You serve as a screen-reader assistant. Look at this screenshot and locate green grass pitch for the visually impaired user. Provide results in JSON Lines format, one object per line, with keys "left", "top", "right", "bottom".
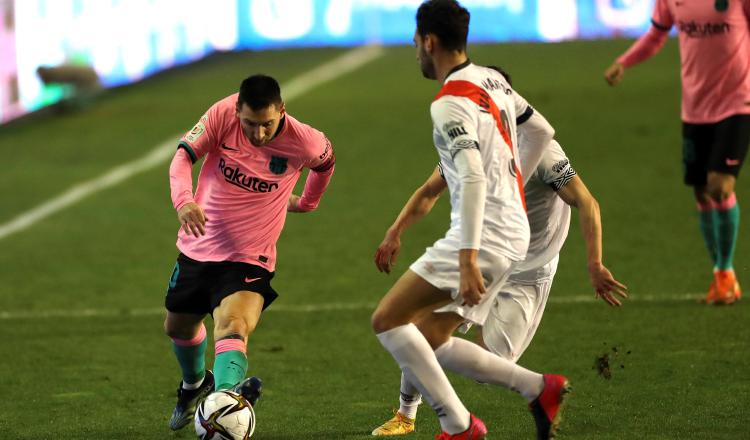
{"left": 0, "top": 39, "right": 748, "bottom": 439}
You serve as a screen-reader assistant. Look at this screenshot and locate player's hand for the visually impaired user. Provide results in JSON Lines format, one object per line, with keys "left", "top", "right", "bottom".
{"left": 459, "top": 250, "right": 485, "bottom": 306}
{"left": 177, "top": 202, "right": 208, "bottom": 237}
{"left": 604, "top": 62, "right": 625, "bottom": 86}
{"left": 589, "top": 262, "right": 628, "bottom": 306}
{"left": 287, "top": 194, "right": 310, "bottom": 213}
{"left": 374, "top": 229, "right": 401, "bottom": 274}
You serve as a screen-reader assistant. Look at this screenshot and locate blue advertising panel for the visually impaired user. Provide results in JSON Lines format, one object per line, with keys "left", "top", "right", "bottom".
{"left": 1, "top": 0, "right": 657, "bottom": 124}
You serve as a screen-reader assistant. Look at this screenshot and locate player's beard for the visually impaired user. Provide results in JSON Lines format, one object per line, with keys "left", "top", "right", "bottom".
{"left": 419, "top": 47, "right": 437, "bottom": 80}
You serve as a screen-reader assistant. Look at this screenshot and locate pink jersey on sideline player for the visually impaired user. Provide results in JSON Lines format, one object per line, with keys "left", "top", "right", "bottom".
{"left": 617, "top": 0, "right": 750, "bottom": 124}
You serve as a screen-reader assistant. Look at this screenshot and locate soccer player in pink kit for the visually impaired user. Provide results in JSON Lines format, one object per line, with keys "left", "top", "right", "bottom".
{"left": 605, "top": 0, "right": 750, "bottom": 304}
{"left": 371, "top": 2, "right": 569, "bottom": 439}
{"left": 163, "top": 75, "right": 335, "bottom": 430}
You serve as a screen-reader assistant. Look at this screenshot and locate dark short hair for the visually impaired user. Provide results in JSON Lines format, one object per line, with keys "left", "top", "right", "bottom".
{"left": 487, "top": 65, "right": 512, "bottom": 86}
{"left": 416, "top": 0, "right": 470, "bottom": 51}
{"left": 238, "top": 74, "right": 282, "bottom": 110}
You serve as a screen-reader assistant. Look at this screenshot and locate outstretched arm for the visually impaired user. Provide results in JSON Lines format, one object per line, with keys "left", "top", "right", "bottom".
{"left": 557, "top": 175, "right": 628, "bottom": 306}
{"left": 374, "top": 167, "right": 447, "bottom": 274}
{"left": 605, "top": 24, "right": 670, "bottom": 86}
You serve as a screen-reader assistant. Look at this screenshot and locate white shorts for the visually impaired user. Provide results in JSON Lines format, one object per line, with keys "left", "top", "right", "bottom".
{"left": 481, "top": 255, "right": 558, "bottom": 362}
{"left": 409, "top": 238, "right": 515, "bottom": 327}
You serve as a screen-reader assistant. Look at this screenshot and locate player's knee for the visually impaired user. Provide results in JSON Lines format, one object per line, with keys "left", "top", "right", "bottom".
{"left": 706, "top": 174, "right": 735, "bottom": 201}
{"left": 371, "top": 308, "right": 398, "bottom": 334}
{"left": 693, "top": 187, "right": 711, "bottom": 204}
{"left": 214, "top": 315, "right": 254, "bottom": 339}
{"left": 164, "top": 321, "right": 197, "bottom": 340}
{"left": 706, "top": 184, "right": 733, "bottom": 202}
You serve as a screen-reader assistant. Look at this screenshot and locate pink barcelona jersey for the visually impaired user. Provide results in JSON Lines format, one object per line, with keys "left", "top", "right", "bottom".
{"left": 175, "top": 93, "right": 333, "bottom": 271}
{"left": 621, "top": 0, "right": 750, "bottom": 123}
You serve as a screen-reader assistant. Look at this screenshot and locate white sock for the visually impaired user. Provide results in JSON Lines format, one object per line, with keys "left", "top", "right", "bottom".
{"left": 182, "top": 376, "right": 204, "bottom": 390}
{"left": 398, "top": 372, "right": 422, "bottom": 419}
{"left": 435, "top": 337, "right": 544, "bottom": 402}
{"left": 377, "top": 324, "right": 470, "bottom": 434}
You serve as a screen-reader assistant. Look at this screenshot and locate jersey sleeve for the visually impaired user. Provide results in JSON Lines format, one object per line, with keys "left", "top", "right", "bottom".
{"left": 178, "top": 102, "right": 223, "bottom": 163}
{"left": 306, "top": 131, "right": 336, "bottom": 172}
{"left": 514, "top": 96, "right": 534, "bottom": 127}
{"left": 295, "top": 129, "right": 335, "bottom": 212}
{"left": 537, "top": 140, "right": 577, "bottom": 191}
{"left": 437, "top": 161, "right": 446, "bottom": 179}
{"left": 430, "top": 96, "right": 480, "bottom": 158}
{"left": 651, "top": 0, "right": 674, "bottom": 30}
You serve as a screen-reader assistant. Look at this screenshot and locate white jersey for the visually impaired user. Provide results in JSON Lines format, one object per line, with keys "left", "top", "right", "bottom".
{"left": 432, "top": 62, "right": 531, "bottom": 261}
{"left": 510, "top": 140, "right": 576, "bottom": 283}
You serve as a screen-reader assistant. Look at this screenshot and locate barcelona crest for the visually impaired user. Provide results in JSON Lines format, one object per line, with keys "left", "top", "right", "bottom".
{"left": 269, "top": 156, "right": 288, "bottom": 175}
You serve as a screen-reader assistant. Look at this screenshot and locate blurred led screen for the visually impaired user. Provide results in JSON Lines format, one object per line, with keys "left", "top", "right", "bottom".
{"left": 0, "top": 0, "right": 656, "bottom": 124}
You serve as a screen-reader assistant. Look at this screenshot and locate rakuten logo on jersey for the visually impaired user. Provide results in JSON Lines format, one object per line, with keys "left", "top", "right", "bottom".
{"left": 678, "top": 20, "right": 730, "bottom": 38}
{"left": 219, "top": 158, "right": 279, "bottom": 193}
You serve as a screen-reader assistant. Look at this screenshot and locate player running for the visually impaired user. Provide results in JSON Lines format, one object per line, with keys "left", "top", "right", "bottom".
{"left": 371, "top": 135, "right": 628, "bottom": 437}
{"left": 163, "top": 74, "right": 335, "bottom": 430}
{"left": 605, "top": 0, "right": 750, "bottom": 304}
{"left": 371, "top": 2, "right": 567, "bottom": 439}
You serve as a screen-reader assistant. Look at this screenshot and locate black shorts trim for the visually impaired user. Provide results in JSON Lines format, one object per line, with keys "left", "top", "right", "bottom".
{"left": 682, "top": 114, "right": 750, "bottom": 186}
{"left": 165, "top": 253, "right": 279, "bottom": 315}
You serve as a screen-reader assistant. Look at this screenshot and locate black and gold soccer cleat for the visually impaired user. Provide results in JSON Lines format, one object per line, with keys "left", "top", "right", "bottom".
{"left": 169, "top": 370, "right": 215, "bottom": 431}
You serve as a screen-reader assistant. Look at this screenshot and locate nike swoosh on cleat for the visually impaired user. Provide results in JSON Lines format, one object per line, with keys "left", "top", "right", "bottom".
{"left": 244, "top": 277, "right": 262, "bottom": 283}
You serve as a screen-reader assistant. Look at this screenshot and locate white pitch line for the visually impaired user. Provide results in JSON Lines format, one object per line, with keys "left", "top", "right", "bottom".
{"left": 0, "top": 45, "right": 385, "bottom": 241}
{"left": 0, "top": 294, "right": 705, "bottom": 320}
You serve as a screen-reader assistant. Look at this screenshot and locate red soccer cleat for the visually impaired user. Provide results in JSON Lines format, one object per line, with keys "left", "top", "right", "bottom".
{"left": 712, "top": 270, "right": 741, "bottom": 305}
{"left": 434, "top": 414, "right": 487, "bottom": 440}
{"left": 529, "top": 374, "right": 571, "bottom": 440}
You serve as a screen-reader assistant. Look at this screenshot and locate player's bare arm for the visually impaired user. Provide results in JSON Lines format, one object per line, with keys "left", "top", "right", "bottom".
{"left": 557, "top": 175, "right": 628, "bottom": 306}
{"left": 375, "top": 167, "right": 447, "bottom": 273}
{"left": 177, "top": 202, "right": 209, "bottom": 237}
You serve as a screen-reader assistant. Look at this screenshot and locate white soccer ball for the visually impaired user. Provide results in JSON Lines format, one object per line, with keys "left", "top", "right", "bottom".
{"left": 194, "top": 390, "right": 256, "bottom": 440}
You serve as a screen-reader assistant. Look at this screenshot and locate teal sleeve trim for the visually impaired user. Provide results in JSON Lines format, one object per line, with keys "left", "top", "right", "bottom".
{"left": 178, "top": 141, "right": 198, "bottom": 164}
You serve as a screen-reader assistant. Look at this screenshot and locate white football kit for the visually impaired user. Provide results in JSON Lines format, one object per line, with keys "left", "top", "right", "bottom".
{"left": 482, "top": 140, "right": 577, "bottom": 361}
{"left": 410, "top": 62, "right": 554, "bottom": 326}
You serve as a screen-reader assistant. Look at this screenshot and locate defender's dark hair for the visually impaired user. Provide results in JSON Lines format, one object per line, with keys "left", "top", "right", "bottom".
{"left": 416, "top": 0, "right": 470, "bottom": 51}
{"left": 487, "top": 65, "right": 512, "bottom": 86}
{"left": 238, "top": 74, "right": 282, "bottom": 110}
